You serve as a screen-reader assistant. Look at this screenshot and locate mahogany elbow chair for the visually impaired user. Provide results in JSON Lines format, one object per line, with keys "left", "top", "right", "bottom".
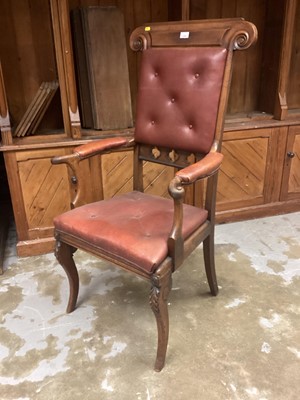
{"left": 52, "top": 19, "right": 257, "bottom": 371}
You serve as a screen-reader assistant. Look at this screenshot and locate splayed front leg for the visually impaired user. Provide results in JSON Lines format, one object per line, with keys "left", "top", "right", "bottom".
{"left": 55, "top": 239, "right": 79, "bottom": 313}
{"left": 149, "top": 264, "right": 172, "bottom": 371}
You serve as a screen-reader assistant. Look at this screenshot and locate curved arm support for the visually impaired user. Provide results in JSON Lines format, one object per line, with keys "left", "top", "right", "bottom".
{"left": 167, "top": 176, "right": 185, "bottom": 270}
{"left": 167, "top": 152, "right": 223, "bottom": 269}
{"left": 51, "top": 137, "right": 134, "bottom": 208}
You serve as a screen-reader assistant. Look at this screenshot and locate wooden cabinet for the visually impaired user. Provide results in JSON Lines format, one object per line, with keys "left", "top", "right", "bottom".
{"left": 15, "top": 149, "right": 72, "bottom": 255}
{"left": 0, "top": 0, "right": 300, "bottom": 256}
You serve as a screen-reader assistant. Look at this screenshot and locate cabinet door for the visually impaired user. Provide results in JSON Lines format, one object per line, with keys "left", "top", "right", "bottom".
{"left": 16, "top": 147, "right": 104, "bottom": 241}
{"left": 280, "top": 125, "right": 300, "bottom": 200}
{"left": 216, "top": 127, "right": 287, "bottom": 220}
{"left": 16, "top": 149, "right": 72, "bottom": 241}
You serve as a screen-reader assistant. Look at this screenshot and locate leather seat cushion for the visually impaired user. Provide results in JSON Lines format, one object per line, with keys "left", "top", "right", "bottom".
{"left": 54, "top": 191, "right": 208, "bottom": 274}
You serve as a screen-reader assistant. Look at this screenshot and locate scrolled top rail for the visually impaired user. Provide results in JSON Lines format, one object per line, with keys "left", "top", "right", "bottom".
{"left": 130, "top": 32, "right": 150, "bottom": 51}
{"left": 223, "top": 20, "right": 258, "bottom": 50}
{"left": 129, "top": 18, "right": 257, "bottom": 52}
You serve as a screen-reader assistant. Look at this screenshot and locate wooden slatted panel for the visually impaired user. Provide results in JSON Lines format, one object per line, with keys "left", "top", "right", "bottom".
{"left": 190, "top": 0, "right": 268, "bottom": 116}
{"left": 217, "top": 137, "right": 268, "bottom": 209}
{"left": 287, "top": 1, "right": 300, "bottom": 109}
{"left": 143, "top": 162, "right": 173, "bottom": 198}
{"left": 101, "top": 151, "right": 173, "bottom": 199}
{"left": 189, "top": 0, "right": 206, "bottom": 19}
{"left": 151, "top": 0, "right": 169, "bottom": 22}
{"left": 258, "top": 0, "right": 285, "bottom": 115}
{"left": 228, "top": 0, "right": 266, "bottom": 115}
{"left": 101, "top": 151, "right": 133, "bottom": 198}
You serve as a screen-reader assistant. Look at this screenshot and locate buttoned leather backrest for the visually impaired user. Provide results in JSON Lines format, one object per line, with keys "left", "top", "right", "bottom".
{"left": 135, "top": 47, "right": 227, "bottom": 154}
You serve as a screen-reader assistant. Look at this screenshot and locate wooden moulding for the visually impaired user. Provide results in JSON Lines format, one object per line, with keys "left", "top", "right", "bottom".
{"left": 216, "top": 199, "right": 300, "bottom": 224}
{"left": 17, "top": 237, "right": 56, "bottom": 257}
{"left": 274, "top": 0, "right": 297, "bottom": 120}
{"left": 181, "top": 0, "right": 190, "bottom": 20}
{"left": 50, "top": 0, "right": 81, "bottom": 139}
{"left": 0, "top": 61, "right": 12, "bottom": 145}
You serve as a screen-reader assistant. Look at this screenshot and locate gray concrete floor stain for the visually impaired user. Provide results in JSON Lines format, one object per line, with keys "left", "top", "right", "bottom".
{"left": 0, "top": 212, "right": 300, "bottom": 399}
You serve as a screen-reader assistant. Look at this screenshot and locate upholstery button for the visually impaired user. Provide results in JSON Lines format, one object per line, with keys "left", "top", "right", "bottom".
{"left": 171, "top": 98, "right": 175, "bottom": 103}
{"left": 151, "top": 120, "right": 155, "bottom": 125}
{"left": 195, "top": 73, "right": 199, "bottom": 78}
{"left": 189, "top": 124, "right": 193, "bottom": 129}
{"left": 154, "top": 72, "right": 159, "bottom": 77}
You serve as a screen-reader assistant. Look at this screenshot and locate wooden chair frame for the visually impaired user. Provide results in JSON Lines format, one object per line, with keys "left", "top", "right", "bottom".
{"left": 52, "top": 19, "right": 257, "bottom": 371}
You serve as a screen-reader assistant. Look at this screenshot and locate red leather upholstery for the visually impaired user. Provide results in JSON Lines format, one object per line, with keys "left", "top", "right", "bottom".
{"left": 176, "top": 152, "right": 224, "bottom": 183}
{"left": 135, "top": 47, "right": 227, "bottom": 154}
{"left": 74, "top": 137, "right": 129, "bottom": 159}
{"left": 54, "top": 191, "right": 207, "bottom": 274}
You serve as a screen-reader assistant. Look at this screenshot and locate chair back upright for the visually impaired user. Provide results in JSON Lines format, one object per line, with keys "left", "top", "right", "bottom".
{"left": 130, "top": 19, "right": 257, "bottom": 189}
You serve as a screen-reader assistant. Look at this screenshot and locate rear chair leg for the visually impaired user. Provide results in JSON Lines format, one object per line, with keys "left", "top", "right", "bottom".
{"left": 55, "top": 239, "right": 79, "bottom": 313}
{"left": 203, "top": 233, "right": 219, "bottom": 296}
{"left": 149, "top": 264, "right": 172, "bottom": 372}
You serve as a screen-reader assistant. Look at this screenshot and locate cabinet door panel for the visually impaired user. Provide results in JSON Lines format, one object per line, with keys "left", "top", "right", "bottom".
{"left": 281, "top": 126, "right": 300, "bottom": 200}
{"left": 218, "top": 137, "right": 267, "bottom": 204}
{"left": 217, "top": 127, "right": 287, "bottom": 213}
{"left": 288, "top": 135, "right": 300, "bottom": 193}
{"left": 17, "top": 149, "right": 71, "bottom": 239}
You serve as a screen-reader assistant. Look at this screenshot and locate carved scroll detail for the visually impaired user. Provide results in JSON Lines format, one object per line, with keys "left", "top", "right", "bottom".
{"left": 168, "top": 175, "right": 185, "bottom": 200}
{"left": 233, "top": 31, "right": 250, "bottom": 50}
{"left": 130, "top": 32, "right": 150, "bottom": 52}
{"left": 222, "top": 21, "right": 258, "bottom": 51}
{"left": 132, "top": 37, "right": 144, "bottom": 51}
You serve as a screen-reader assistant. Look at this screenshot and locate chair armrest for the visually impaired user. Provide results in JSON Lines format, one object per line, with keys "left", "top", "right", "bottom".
{"left": 52, "top": 137, "right": 134, "bottom": 165}
{"left": 175, "top": 152, "right": 223, "bottom": 184}
{"left": 74, "top": 137, "right": 134, "bottom": 160}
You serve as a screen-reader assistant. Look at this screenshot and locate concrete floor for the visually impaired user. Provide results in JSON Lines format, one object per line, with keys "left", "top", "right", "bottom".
{"left": 0, "top": 212, "right": 300, "bottom": 400}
